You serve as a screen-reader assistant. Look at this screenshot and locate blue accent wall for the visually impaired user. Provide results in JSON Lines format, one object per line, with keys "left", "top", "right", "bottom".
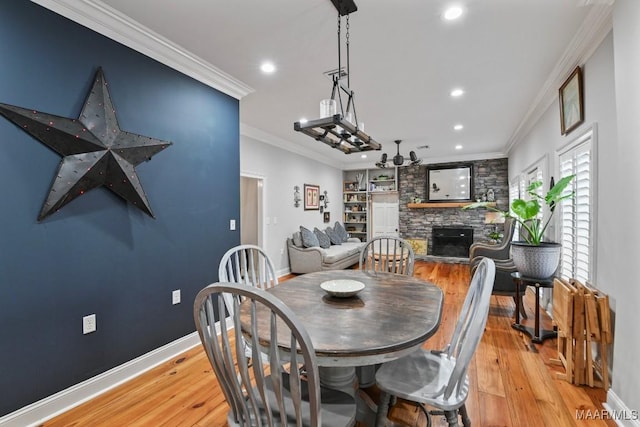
{"left": 0, "top": 3, "right": 240, "bottom": 416}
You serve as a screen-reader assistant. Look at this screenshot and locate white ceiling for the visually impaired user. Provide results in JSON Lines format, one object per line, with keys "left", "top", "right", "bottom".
{"left": 42, "top": 0, "right": 612, "bottom": 169}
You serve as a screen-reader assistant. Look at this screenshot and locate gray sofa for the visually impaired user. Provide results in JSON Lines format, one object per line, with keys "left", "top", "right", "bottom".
{"left": 287, "top": 232, "right": 365, "bottom": 274}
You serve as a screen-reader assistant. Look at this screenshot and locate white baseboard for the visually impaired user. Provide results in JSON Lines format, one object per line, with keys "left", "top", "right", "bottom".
{"left": 603, "top": 389, "right": 640, "bottom": 427}
{"left": 276, "top": 267, "right": 291, "bottom": 278}
{"left": 0, "top": 332, "right": 201, "bottom": 427}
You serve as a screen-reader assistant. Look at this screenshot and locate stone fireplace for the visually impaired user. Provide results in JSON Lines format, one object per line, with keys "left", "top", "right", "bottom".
{"left": 398, "top": 158, "right": 509, "bottom": 259}
{"left": 432, "top": 226, "right": 474, "bottom": 257}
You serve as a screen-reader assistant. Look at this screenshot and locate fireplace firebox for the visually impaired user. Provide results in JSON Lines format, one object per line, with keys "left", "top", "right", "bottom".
{"left": 432, "top": 226, "right": 474, "bottom": 257}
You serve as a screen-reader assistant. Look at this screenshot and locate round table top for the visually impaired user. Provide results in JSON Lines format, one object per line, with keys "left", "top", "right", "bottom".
{"left": 241, "top": 270, "right": 443, "bottom": 366}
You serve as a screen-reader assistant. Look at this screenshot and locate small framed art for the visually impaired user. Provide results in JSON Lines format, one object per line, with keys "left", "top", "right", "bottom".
{"left": 304, "top": 184, "right": 320, "bottom": 210}
{"left": 559, "top": 66, "right": 584, "bottom": 135}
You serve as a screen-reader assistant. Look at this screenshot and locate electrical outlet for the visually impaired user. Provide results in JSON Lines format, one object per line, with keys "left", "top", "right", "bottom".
{"left": 229, "top": 219, "right": 236, "bottom": 230}
{"left": 83, "top": 314, "right": 96, "bottom": 335}
{"left": 172, "top": 289, "right": 181, "bottom": 305}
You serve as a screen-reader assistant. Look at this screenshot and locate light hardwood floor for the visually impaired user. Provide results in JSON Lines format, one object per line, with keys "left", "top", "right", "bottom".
{"left": 42, "top": 262, "right": 615, "bottom": 427}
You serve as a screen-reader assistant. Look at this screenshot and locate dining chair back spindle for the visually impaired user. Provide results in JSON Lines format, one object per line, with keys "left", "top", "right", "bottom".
{"left": 218, "top": 244, "right": 279, "bottom": 362}
{"left": 359, "top": 236, "right": 415, "bottom": 276}
{"left": 194, "top": 282, "right": 356, "bottom": 427}
{"left": 218, "top": 244, "right": 278, "bottom": 290}
{"left": 374, "top": 258, "right": 495, "bottom": 427}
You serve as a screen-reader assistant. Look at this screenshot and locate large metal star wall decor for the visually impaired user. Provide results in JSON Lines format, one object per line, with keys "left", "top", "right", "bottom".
{"left": 0, "top": 67, "right": 172, "bottom": 221}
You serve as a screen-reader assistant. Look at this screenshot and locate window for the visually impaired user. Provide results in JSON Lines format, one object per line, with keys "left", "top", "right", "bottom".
{"left": 514, "top": 161, "right": 545, "bottom": 241}
{"left": 527, "top": 166, "right": 544, "bottom": 223}
{"left": 558, "top": 130, "right": 594, "bottom": 283}
{"left": 509, "top": 176, "right": 521, "bottom": 241}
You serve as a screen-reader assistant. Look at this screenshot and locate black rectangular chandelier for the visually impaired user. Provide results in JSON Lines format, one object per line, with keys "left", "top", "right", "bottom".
{"left": 293, "top": 0, "right": 381, "bottom": 155}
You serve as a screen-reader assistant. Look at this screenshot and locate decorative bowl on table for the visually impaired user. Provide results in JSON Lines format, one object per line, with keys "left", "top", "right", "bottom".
{"left": 320, "top": 280, "right": 365, "bottom": 298}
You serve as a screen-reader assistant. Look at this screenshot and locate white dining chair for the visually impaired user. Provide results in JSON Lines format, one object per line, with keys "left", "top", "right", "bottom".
{"left": 359, "top": 236, "right": 415, "bottom": 276}
{"left": 218, "top": 244, "right": 279, "bottom": 363}
{"left": 374, "top": 257, "right": 495, "bottom": 427}
{"left": 218, "top": 244, "right": 278, "bottom": 290}
{"left": 194, "top": 282, "right": 356, "bottom": 427}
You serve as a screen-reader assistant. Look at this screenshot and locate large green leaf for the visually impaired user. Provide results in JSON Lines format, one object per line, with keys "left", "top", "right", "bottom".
{"left": 511, "top": 199, "right": 540, "bottom": 221}
{"left": 545, "top": 174, "right": 575, "bottom": 206}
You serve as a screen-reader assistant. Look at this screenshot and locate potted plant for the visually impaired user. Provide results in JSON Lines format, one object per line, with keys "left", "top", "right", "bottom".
{"left": 487, "top": 229, "right": 503, "bottom": 244}
{"left": 463, "top": 175, "right": 575, "bottom": 278}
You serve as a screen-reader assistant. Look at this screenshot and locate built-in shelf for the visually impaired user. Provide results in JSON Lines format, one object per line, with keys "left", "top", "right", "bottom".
{"left": 407, "top": 202, "right": 497, "bottom": 209}
{"left": 343, "top": 166, "right": 399, "bottom": 242}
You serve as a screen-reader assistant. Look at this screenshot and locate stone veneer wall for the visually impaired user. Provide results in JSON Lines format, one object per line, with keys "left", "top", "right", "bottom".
{"left": 398, "top": 158, "right": 509, "bottom": 257}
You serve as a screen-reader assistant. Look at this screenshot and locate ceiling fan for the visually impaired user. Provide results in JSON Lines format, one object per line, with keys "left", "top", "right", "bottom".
{"left": 376, "top": 140, "right": 422, "bottom": 168}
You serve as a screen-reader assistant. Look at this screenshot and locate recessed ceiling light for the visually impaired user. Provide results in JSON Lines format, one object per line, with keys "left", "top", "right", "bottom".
{"left": 455, "top": 144, "right": 463, "bottom": 150}
{"left": 453, "top": 124, "right": 464, "bottom": 131}
{"left": 443, "top": 6, "right": 464, "bottom": 21}
{"left": 450, "top": 88, "right": 465, "bottom": 97}
{"left": 361, "top": 154, "right": 367, "bottom": 159}
{"left": 260, "top": 61, "right": 276, "bottom": 74}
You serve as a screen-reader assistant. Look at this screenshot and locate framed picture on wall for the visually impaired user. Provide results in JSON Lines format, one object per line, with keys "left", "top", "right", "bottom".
{"left": 559, "top": 66, "right": 584, "bottom": 135}
{"left": 323, "top": 211, "right": 330, "bottom": 223}
{"left": 304, "top": 184, "right": 320, "bottom": 210}
{"left": 426, "top": 164, "right": 473, "bottom": 202}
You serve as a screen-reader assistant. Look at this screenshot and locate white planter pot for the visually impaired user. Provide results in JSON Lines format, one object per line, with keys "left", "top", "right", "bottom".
{"left": 511, "top": 242, "right": 561, "bottom": 278}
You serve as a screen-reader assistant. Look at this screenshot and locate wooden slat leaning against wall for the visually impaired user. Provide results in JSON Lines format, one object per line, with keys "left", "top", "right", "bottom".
{"left": 551, "top": 277, "right": 612, "bottom": 391}
{"left": 43, "top": 262, "right": 615, "bottom": 427}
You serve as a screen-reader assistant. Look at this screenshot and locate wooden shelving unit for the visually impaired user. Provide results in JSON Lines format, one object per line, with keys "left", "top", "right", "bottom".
{"left": 342, "top": 167, "right": 399, "bottom": 242}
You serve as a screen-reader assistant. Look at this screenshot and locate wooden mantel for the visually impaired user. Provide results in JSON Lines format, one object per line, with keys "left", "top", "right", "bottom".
{"left": 407, "top": 202, "right": 497, "bottom": 208}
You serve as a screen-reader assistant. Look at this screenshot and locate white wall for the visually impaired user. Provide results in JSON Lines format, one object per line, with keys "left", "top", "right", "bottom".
{"left": 609, "top": 0, "right": 640, "bottom": 416}
{"left": 240, "top": 135, "right": 343, "bottom": 275}
{"left": 510, "top": 22, "right": 640, "bottom": 416}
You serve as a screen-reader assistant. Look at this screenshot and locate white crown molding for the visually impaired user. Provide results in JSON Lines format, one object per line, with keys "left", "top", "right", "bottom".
{"left": 0, "top": 332, "right": 201, "bottom": 427}
{"left": 30, "top": 0, "right": 254, "bottom": 100}
{"left": 342, "top": 151, "right": 508, "bottom": 171}
{"left": 505, "top": 4, "right": 613, "bottom": 153}
{"left": 240, "top": 123, "right": 342, "bottom": 169}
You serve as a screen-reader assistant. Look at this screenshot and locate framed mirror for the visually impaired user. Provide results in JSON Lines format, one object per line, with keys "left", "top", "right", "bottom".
{"left": 426, "top": 164, "right": 473, "bottom": 202}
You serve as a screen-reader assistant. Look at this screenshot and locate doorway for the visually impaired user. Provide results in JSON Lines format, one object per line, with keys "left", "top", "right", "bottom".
{"left": 240, "top": 175, "right": 264, "bottom": 247}
{"left": 371, "top": 199, "right": 399, "bottom": 238}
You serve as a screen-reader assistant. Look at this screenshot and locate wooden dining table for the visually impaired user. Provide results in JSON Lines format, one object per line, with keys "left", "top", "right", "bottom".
{"left": 239, "top": 269, "right": 444, "bottom": 400}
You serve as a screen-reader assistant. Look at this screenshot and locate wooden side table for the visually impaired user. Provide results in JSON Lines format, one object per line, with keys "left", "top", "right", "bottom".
{"left": 511, "top": 272, "right": 557, "bottom": 343}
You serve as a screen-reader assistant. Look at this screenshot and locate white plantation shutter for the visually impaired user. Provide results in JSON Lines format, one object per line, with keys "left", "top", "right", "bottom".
{"left": 528, "top": 167, "right": 544, "bottom": 221}
{"left": 509, "top": 177, "right": 521, "bottom": 241}
{"left": 559, "top": 138, "right": 592, "bottom": 283}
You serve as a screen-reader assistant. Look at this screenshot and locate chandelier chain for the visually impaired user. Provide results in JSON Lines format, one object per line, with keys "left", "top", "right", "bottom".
{"left": 346, "top": 15, "right": 350, "bottom": 88}
{"left": 337, "top": 15, "right": 341, "bottom": 81}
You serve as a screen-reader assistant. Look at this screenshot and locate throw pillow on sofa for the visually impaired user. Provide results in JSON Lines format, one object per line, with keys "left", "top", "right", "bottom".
{"left": 325, "top": 226, "right": 342, "bottom": 245}
{"left": 334, "top": 222, "right": 350, "bottom": 242}
{"left": 314, "top": 228, "right": 331, "bottom": 249}
{"left": 300, "top": 226, "right": 319, "bottom": 248}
